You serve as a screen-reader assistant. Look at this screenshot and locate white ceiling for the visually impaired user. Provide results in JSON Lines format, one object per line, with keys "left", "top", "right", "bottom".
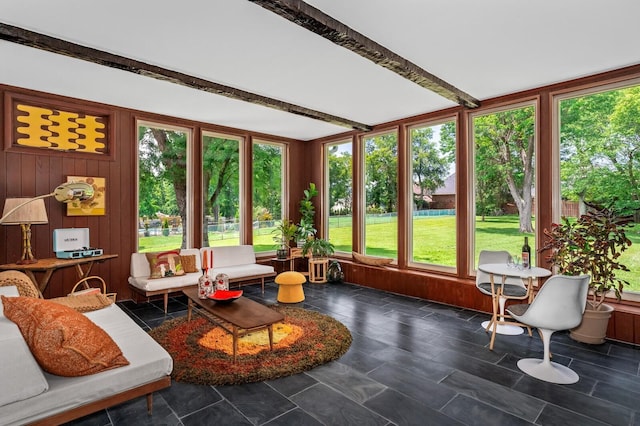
{"left": 1, "top": 0, "right": 639, "bottom": 141}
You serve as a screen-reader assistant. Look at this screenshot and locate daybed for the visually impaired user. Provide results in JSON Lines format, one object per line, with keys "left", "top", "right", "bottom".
{"left": 128, "top": 245, "right": 276, "bottom": 312}
{"left": 0, "top": 285, "right": 173, "bottom": 426}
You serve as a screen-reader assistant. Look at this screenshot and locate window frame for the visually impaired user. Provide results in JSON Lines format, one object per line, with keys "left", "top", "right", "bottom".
{"left": 251, "top": 138, "right": 288, "bottom": 254}
{"left": 359, "top": 128, "right": 399, "bottom": 260}
{"left": 201, "top": 130, "right": 244, "bottom": 247}
{"left": 405, "top": 116, "right": 458, "bottom": 273}
{"left": 324, "top": 138, "right": 354, "bottom": 255}
{"left": 135, "top": 119, "right": 194, "bottom": 251}
{"left": 552, "top": 77, "right": 640, "bottom": 300}
{"left": 467, "top": 99, "right": 539, "bottom": 276}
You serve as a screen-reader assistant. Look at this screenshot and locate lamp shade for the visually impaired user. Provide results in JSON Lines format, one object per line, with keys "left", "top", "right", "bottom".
{"left": 1, "top": 198, "right": 49, "bottom": 225}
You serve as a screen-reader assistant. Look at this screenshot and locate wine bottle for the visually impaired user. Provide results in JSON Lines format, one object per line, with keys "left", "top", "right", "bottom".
{"left": 522, "top": 236, "right": 531, "bottom": 269}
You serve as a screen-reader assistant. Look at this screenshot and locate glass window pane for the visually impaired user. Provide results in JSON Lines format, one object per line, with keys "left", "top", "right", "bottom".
{"left": 327, "top": 141, "right": 353, "bottom": 253}
{"left": 252, "top": 141, "right": 284, "bottom": 253}
{"left": 409, "top": 120, "right": 457, "bottom": 268}
{"left": 558, "top": 86, "right": 640, "bottom": 292}
{"left": 137, "top": 122, "right": 190, "bottom": 252}
{"left": 202, "top": 132, "right": 240, "bottom": 247}
{"left": 472, "top": 105, "right": 536, "bottom": 267}
{"left": 364, "top": 131, "right": 398, "bottom": 258}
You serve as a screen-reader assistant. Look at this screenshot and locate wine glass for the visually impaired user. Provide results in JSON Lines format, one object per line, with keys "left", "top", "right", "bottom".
{"left": 507, "top": 256, "right": 515, "bottom": 269}
{"left": 513, "top": 255, "right": 521, "bottom": 270}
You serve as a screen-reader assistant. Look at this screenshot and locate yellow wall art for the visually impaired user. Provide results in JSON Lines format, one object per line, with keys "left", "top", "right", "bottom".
{"left": 6, "top": 93, "right": 112, "bottom": 157}
{"left": 66, "top": 176, "right": 106, "bottom": 216}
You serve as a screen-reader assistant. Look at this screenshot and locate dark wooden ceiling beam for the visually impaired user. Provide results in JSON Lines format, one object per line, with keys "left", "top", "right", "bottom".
{"left": 0, "top": 23, "right": 372, "bottom": 132}
{"left": 249, "top": 0, "right": 480, "bottom": 109}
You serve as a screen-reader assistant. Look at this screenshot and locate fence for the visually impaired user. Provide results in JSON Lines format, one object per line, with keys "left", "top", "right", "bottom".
{"left": 140, "top": 209, "right": 458, "bottom": 237}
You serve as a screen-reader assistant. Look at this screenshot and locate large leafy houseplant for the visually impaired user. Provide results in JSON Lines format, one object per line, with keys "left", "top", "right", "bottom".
{"left": 296, "top": 183, "right": 318, "bottom": 242}
{"left": 539, "top": 202, "right": 633, "bottom": 310}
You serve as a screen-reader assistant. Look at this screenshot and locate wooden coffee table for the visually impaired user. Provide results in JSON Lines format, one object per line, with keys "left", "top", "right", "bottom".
{"left": 182, "top": 287, "right": 284, "bottom": 362}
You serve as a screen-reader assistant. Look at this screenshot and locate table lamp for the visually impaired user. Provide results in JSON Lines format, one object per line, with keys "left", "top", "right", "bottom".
{"left": 0, "top": 182, "right": 95, "bottom": 264}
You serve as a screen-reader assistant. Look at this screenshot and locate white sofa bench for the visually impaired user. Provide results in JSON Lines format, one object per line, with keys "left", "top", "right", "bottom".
{"left": 129, "top": 248, "right": 202, "bottom": 313}
{"left": 128, "top": 245, "right": 275, "bottom": 312}
{"left": 0, "top": 286, "right": 172, "bottom": 425}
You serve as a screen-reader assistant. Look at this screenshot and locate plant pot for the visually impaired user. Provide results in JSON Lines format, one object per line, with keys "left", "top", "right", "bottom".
{"left": 276, "top": 247, "right": 288, "bottom": 259}
{"left": 162, "top": 228, "right": 170, "bottom": 237}
{"left": 327, "top": 260, "right": 344, "bottom": 283}
{"left": 569, "top": 303, "right": 614, "bottom": 344}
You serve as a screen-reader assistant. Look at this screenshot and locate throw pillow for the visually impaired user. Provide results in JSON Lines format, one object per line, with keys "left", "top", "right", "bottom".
{"left": 180, "top": 254, "right": 198, "bottom": 273}
{"left": 1, "top": 295, "right": 129, "bottom": 376}
{"left": 146, "top": 250, "right": 185, "bottom": 278}
{"left": 352, "top": 251, "right": 394, "bottom": 267}
{"left": 50, "top": 293, "right": 114, "bottom": 312}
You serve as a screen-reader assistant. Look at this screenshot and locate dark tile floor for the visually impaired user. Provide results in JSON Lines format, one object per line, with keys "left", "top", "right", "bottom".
{"left": 68, "top": 281, "right": 640, "bottom": 426}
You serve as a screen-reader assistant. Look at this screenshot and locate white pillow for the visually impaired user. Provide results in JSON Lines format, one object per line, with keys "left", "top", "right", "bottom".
{"left": 0, "top": 286, "right": 19, "bottom": 297}
{"left": 0, "top": 286, "right": 19, "bottom": 318}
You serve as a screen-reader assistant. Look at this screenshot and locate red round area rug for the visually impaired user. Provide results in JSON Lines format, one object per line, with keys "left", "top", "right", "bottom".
{"left": 148, "top": 305, "right": 352, "bottom": 386}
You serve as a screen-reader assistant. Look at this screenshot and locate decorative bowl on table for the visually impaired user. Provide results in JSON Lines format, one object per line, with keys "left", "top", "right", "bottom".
{"left": 208, "top": 289, "right": 243, "bottom": 303}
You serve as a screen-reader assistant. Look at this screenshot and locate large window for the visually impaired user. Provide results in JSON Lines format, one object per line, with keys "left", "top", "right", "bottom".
{"left": 557, "top": 83, "right": 640, "bottom": 292}
{"left": 326, "top": 140, "right": 353, "bottom": 253}
{"left": 363, "top": 131, "right": 398, "bottom": 258}
{"left": 408, "top": 120, "right": 457, "bottom": 268}
{"left": 137, "top": 121, "right": 192, "bottom": 252}
{"left": 471, "top": 104, "right": 537, "bottom": 268}
{"left": 252, "top": 140, "right": 285, "bottom": 253}
{"left": 202, "top": 132, "right": 241, "bottom": 247}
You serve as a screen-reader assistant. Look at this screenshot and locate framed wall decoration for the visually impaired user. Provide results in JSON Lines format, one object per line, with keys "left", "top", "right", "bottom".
{"left": 66, "top": 176, "right": 106, "bottom": 216}
{"left": 4, "top": 91, "right": 116, "bottom": 160}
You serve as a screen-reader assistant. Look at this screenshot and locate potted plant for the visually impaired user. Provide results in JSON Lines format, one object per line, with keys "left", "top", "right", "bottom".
{"left": 538, "top": 201, "right": 633, "bottom": 344}
{"left": 301, "top": 236, "right": 335, "bottom": 259}
{"left": 272, "top": 220, "right": 298, "bottom": 259}
{"left": 296, "top": 183, "right": 318, "bottom": 245}
{"left": 302, "top": 236, "right": 335, "bottom": 283}
{"left": 161, "top": 218, "right": 170, "bottom": 237}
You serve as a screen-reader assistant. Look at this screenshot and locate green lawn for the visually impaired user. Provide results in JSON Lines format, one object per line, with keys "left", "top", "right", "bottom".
{"left": 138, "top": 215, "right": 640, "bottom": 291}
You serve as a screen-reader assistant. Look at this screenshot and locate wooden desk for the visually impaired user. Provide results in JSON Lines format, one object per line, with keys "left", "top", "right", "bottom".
{"left": 0, "top": 254, "right": 118, "bottom": 293}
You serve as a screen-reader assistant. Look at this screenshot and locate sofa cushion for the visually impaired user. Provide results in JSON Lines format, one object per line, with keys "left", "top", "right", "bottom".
{"left": 201, "top": 245, "right": 257, "bottom": 269}
{"left": 212, "top": 264, "right": 275, "bottom": 280}
{"left": 128, "top": 272, "right": 201, "bottom": 292}
{"left": 146, "top": 250, "right": 185, "bottom": 278}
{"left": 1, "top": 296, "right": 129, "bottom": 377}
{"left": 130, "top": 248, "right": 201, "bottom": 279}
{"left": 180, "top": 254, "right": 198, "bottom": 273}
